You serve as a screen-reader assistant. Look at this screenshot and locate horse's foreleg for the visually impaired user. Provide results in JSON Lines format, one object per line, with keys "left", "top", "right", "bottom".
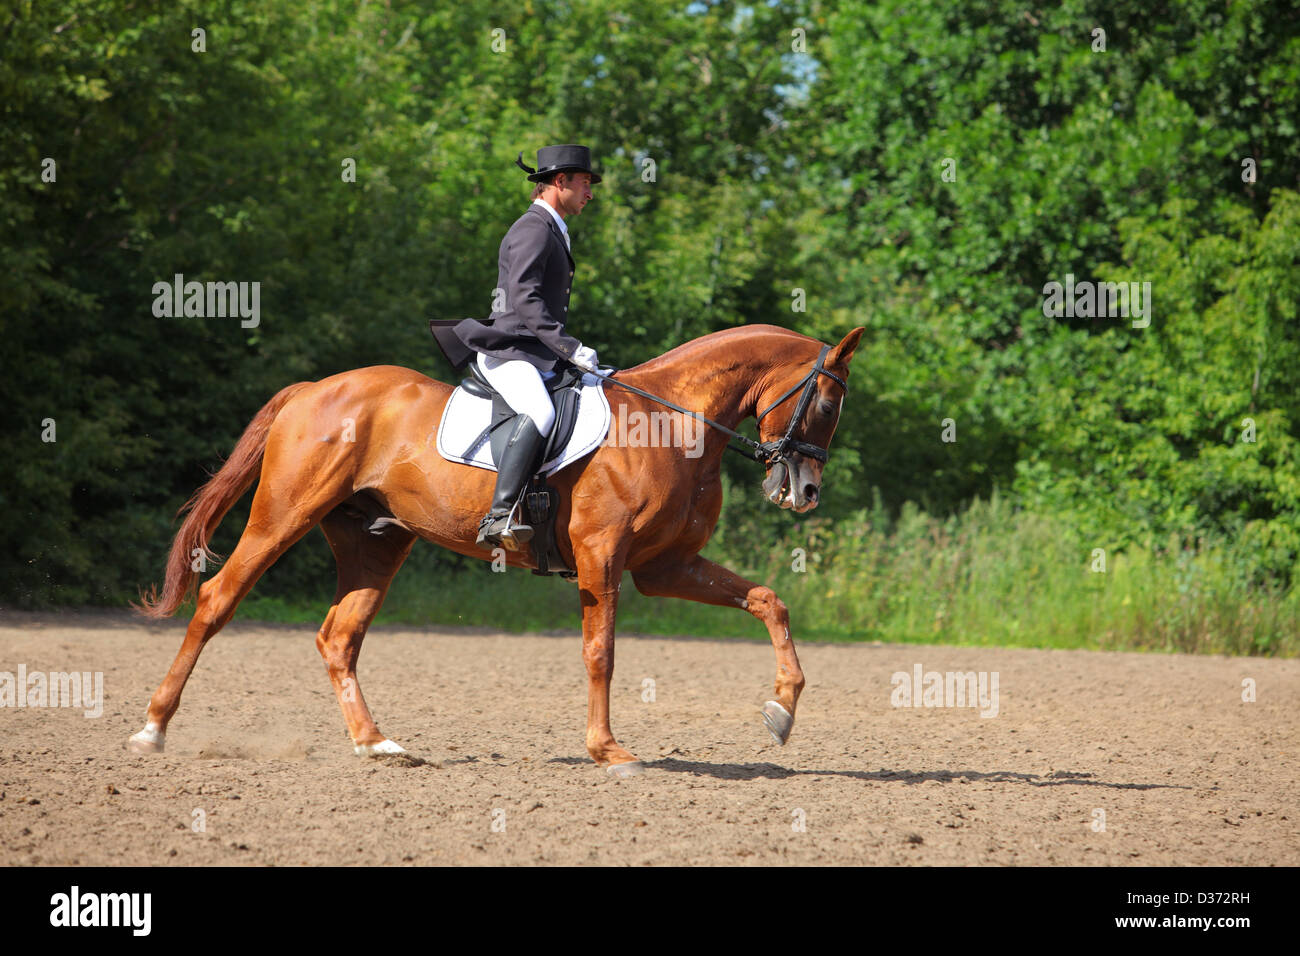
{"left": 574, "top": 541, "right": 642, "bottom": 776}
{"left": 631, "top": 555, "right": 804, "bottom": 745}
{"left": 317, "top": 513, "right": 416, "bottom": 756}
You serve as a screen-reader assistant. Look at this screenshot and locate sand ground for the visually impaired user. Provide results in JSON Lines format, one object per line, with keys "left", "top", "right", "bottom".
{"left": 1, "top": 611, "right": 1295, "bottom": 865}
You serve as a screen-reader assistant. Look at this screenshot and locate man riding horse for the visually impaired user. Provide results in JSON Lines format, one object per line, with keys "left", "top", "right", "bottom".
{"left": 436, "top": 144, "right": 602, "bottom": 552}
{"left": 130, "top": 140, "right": 866, "bottom": 773}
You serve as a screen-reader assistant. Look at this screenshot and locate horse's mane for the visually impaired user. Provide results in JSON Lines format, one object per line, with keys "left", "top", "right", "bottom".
{"left": 623, "top": 325, "right": 818, "bottom": 377}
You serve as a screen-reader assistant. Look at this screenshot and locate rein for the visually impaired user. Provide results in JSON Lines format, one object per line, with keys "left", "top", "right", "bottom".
{"left": 585, "top": 345, "right": 847, "bottom": 466}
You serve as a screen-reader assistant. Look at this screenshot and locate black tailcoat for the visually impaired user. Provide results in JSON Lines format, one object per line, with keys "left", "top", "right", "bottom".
{"left": 448, "top": 203, "right": 581, "bottom": 372}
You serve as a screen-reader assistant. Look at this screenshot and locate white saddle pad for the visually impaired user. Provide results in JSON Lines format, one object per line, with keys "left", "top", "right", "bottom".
{"left": 435, "top": 373, "right": 611, "bottom": 475}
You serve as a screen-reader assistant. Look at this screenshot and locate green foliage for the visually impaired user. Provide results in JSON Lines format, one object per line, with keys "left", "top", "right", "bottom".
{"left": 798, "top": 0, "right": 1300, "bottom": 579}
{"left": 0, "top": 0, "right": 808, "bottom": 602}
{"left": 3, "top": 0, "right": 1298, "bottom": 654}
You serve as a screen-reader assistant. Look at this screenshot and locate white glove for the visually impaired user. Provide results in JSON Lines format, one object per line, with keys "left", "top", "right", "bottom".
{"left": 572, "top": 345, "right": 599, "bottom": 372}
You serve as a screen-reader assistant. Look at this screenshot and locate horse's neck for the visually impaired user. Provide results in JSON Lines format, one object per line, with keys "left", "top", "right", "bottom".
{"left": 624, "top": 334, "right": 806, "bottom": 434}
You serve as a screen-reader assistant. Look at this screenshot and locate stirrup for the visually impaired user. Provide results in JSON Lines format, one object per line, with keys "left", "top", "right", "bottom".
{"left": 476, "top": 509, "right": 534, "bottom": 551}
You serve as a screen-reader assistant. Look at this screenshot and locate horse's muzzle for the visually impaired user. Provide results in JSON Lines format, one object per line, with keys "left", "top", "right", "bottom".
{"left": 762, "top": 459, "right": 820, "bottom": 513}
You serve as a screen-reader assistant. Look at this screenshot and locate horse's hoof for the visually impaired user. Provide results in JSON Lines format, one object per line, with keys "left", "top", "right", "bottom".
{"left": 606, "top": 761, "right": 645, "bottom": 778}
{"left": 355, "top": 739, "right": 406, "bottom": 757}
{"left": 761, "top": 701, "right": 794, "bottom": 745}
{"left": 127, "top": 724, "right": 165, "bottom": 754}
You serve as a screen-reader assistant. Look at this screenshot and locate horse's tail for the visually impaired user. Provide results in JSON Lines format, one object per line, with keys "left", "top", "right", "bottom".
{"left": 133, "top": 381, "right": 314, "bottom": 619}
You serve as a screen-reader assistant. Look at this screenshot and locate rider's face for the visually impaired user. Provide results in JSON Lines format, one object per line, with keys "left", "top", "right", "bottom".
{"left": 554, "top": 172, "right": 593, "bottom": 217}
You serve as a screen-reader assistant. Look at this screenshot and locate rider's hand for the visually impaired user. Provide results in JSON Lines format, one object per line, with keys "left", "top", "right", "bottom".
{"left": 572, "top": 345, "right": 599, "bottom": 372}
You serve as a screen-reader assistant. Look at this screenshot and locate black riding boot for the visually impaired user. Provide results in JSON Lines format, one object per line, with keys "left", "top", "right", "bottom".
{"left": 476, "top": 414, "right": 548, "bottom": 551}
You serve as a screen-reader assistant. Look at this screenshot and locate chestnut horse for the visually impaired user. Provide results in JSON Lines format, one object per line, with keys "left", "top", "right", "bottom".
{"left": 132, "top": 324, "right": 864, "bottom": 776}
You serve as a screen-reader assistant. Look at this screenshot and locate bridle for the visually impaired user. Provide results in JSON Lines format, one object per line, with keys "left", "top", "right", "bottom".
{"left": 589, "top": 344, "right": 847, "bottom": 468}
{"left": 748, "top": 344, "right": 847, "bottom": 466}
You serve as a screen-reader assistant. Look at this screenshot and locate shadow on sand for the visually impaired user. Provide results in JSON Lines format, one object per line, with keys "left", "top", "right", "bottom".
{"left": 549, "top": 756, "right": 1190, "bottom": 790}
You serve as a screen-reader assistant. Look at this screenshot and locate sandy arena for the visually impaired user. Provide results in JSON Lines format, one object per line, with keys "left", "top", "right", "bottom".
{"left": 1, "top": 611, "right": 1295, "bottom": 865}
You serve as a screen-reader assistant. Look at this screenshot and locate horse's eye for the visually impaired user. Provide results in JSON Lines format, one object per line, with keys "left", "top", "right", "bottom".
{"left": 819, "top": 401, "right": 836, "bottom": 415}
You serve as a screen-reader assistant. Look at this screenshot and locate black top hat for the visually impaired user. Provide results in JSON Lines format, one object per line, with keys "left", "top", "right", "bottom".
{"left": 515, "top": 144, "right": 602, "bottom": 184}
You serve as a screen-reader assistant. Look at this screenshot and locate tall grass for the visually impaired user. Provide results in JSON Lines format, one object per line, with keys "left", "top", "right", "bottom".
{"left": 705, "top": 488, "right": 1297, "bottom": 655}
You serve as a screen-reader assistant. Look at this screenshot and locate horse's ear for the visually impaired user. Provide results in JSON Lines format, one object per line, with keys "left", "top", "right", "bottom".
{"left": 828, "top": 326, "right": 865, "bottom": 368}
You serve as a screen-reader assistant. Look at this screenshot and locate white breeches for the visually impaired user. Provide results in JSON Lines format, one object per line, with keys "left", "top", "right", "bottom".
{"left": 476, "top": 352, "right": 557, "bottom": 437}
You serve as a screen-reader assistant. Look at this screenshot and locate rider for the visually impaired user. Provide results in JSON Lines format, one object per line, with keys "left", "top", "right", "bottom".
{"left": 448, "top": 144, "right": 602, "bottom": 551}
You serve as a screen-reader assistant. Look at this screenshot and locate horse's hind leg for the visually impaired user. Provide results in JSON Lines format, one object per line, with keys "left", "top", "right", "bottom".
{"left": 316, "top": 503, "right": 417, "bottom": 756}
{"left": 128, "top": 488, "right": 338, "bottom": 754}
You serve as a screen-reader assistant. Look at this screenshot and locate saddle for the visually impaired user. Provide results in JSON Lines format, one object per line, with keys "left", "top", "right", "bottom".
{"left": 459, "top": 360, "right": 583, "bottom": 466}
{"left": 456, "top": 357, "right": 582, "bottom": 580}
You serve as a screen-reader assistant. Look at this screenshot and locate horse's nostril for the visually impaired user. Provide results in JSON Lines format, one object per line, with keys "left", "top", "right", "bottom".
{"left": 804, "top": 484, "right": 819, "bottom": 502}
